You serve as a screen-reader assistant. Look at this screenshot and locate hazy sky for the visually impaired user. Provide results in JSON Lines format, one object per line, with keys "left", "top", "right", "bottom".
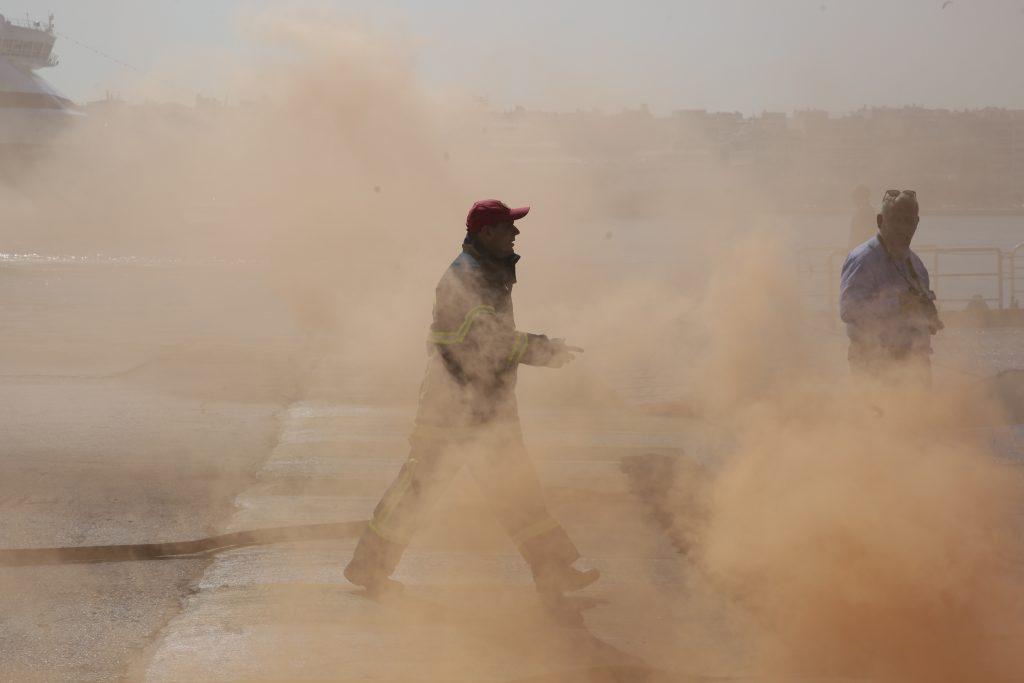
{"left": 21, "top": 0, "right": 1024, "bottom": 113}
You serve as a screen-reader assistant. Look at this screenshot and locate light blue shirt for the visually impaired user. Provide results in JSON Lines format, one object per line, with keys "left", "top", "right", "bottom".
{"left": 840, "top": 235, "right": 933, "bottom": 356}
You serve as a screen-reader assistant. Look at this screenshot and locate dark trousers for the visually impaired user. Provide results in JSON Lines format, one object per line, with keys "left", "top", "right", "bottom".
{"left": 347, "top": 424, "right": 580, "bottom": 579}
{"left": 849, "top": 342, "right": 932, "bottom": 387}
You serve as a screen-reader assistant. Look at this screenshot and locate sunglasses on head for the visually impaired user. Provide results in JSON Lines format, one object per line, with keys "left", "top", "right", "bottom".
{"left": 884, "top": 189, "right": 917, "bottom": 199}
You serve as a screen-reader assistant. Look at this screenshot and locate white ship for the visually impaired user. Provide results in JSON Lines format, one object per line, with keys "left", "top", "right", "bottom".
{"left": 0, "top": 13, "right": 79, "bottom": 148}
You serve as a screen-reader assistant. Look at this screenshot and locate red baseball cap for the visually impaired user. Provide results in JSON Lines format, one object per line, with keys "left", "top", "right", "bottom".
{"left": 466, "top": 199, "right": 530, "bottom": 233}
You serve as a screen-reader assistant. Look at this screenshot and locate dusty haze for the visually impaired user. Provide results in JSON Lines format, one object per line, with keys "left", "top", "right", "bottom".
{"left": 4, "top": 5, "right": 1024, "bottom": 681}
{"left": 41, "top": 0, "right": 1024, "bottom": 114}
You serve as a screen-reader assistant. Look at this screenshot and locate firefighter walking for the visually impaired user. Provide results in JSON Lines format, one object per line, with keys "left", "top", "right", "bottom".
{"left": 344, "top": 199, "right": 599, "bottom": 598}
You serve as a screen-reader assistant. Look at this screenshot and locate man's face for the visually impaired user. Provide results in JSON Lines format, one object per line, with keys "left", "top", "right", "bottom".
{"left": 877, "top": 203, "right": 920, "bottom": 251}
{"left": 478, "top": 221, "right": 520, "bottom": 257}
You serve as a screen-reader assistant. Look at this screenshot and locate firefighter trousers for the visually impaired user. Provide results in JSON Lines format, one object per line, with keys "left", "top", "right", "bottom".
{"left": 346, "top": 423, "right": 580, "bottom": 580}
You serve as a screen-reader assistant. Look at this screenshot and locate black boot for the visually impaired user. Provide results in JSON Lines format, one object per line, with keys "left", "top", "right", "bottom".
{"left": 532, "top": 562, "right": 601, "bottom": 597}
{"left": 344, "top": 527, "right": 406, "bottom": 598}
{"left": 518, "top": 525, "right": 598, "bottom": 597}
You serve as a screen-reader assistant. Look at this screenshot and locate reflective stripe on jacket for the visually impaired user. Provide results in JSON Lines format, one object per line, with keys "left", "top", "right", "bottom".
{"left": 414, "top": 238, "right": 554, "bottom": 428}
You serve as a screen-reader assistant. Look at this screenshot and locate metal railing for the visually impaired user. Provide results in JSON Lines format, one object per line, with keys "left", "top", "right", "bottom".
{"left": 796, "top": 246, "right": 846, "bottom": 314}
{"left": 1011, "top": 242, "right": 1024, "bottom": 308}
{"left": 917, "top": 246, "right": 1003, "bottom": 309}
{"left": 800, "top": 244, "right": 1016, "bottom": 322}
{"left": 2, "top": 17, "right": 54, "bottom": 33}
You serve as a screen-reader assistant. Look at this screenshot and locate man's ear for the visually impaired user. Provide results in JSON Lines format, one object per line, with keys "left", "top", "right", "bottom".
{"left": 876, "top": 214, "right": 884, "bottom": 231}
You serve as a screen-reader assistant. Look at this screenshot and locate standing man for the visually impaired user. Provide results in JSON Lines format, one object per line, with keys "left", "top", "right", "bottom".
{"left": 345, "top": 199, "right": 599, "bottom": 598}
{"left": 839, "top": 190, "right": 943, "bottom": 381}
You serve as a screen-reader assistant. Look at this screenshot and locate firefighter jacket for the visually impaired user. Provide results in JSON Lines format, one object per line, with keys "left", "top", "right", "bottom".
{"left": 415, "top": 237, "right": 559, "bottom": 429}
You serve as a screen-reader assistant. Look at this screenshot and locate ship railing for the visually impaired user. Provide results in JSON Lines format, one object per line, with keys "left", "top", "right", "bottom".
{"left": 1010, "top": 242, "right": 1024, "bottom": 308}
{"left": 795, "top": 246, "right": 847, "bottom": 320}
{"left": 919, "top": 246, "right": 1004, "bottom": 310}
{"left": 4, "top": 17, "right": 53, "bottom": 32}
{"left": 798, "top": 244, "right": 1015, "bottom": 324}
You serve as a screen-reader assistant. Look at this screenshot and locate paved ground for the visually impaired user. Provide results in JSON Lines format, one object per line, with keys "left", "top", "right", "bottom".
{"left": 136, "top": 356, "right": 758, "bottom": 682}
{"left": 130, "top": 350, "right": 1024, "bottom": 682}
{"left": 4, "top": 261, "right": 1022, "bottom": 682}
{"left": 0, "top": 263, "right": 302, "bottom": 681}
{"left": 0, "top": 362, "right": 291, "bottom": 681}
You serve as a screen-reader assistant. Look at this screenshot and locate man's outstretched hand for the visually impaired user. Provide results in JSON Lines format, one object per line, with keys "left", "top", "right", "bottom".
{"left": 547, "top": 338, "right": 584, "bottom": 368}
